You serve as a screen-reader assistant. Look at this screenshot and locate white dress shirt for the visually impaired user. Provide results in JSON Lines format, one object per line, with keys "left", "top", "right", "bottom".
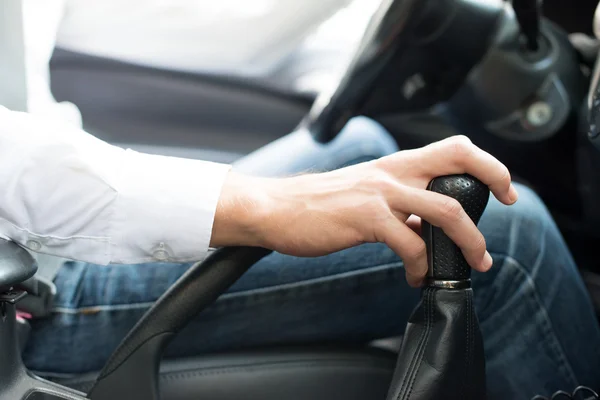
{"left": 22, "top": 0, "right": 81, "bottom": 125}
{"left": 7, "top": 0, "right": 231, "bottom": 265}
{"left": 0, "top": 106, "right": 231, "bottom": 265}
{"left": 54, "top": 0, "right": 353, "bottom": 76}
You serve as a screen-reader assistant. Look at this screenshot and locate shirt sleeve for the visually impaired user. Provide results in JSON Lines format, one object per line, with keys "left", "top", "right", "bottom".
{"left": 0, "top": 106, "right": 231, "bottom": 265}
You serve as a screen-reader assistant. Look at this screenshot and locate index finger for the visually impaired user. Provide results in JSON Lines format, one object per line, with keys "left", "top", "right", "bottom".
{"left": 420, "top": 136, "right": 518, "bottom": 205}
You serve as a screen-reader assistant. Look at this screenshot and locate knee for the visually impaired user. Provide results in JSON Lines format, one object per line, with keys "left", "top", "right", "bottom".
{"left": 473, "top": 184, "right": 588, "bottom": 335}
{"left": 332, "top": 117, "right": 399, "bottom": 161}
{"left": 488, "top": 182, "right": 551, "bottom": 220}
{"left": 479, "top": 182, "right": 558, "bottom": 260}
{"left": 474, "top": 184, "right": 557, "bottom": 307}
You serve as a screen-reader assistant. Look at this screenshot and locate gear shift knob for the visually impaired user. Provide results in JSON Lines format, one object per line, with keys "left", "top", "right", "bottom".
{"left": 423, "top": 174, "right": 490, "bottom": 284}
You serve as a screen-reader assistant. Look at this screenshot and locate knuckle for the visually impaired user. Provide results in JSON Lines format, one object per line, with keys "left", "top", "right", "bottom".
{"left": 404, "top": 261, "right": 426, "bottom": 286}
{"left": 365, "top": 169, "right": 399, "bottom": 198}
{"left": 448, "top": 135, "right": 475, "bottom": 160}
{"left": 365, "top": 199, "right": 392, "bottom": 224}
{"left": 470, "top": 234, "right": 486, "bottom": 253}
{"left": 439, "top": 198, "right": 464, "bottom": 222}
{"left": 498, "top": 165, "right": 511, "bottom": 185}
{"left": 372, "top": 155, "right": 392, "bottom": 172}
{"left": 452, "top": 134, "right": 472, "bottom": 145}
{"left": 374, "top": 172, "right": 397, "bottom": 191}
{"left": 405, "top": 242, "right": 427, "bottom": 264}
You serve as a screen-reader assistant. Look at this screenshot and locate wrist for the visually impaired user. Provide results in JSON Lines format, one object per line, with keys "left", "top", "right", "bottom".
{"left": 210, "top": 171, "right": 274, "bottom": 248}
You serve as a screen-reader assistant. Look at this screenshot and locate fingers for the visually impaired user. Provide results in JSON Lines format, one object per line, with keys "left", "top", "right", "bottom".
{"left": 419, "top": 136, "right": 518, "bottom": 205}
{"left": 405, "top": 214, "right": 422, "bottom": 235}
{"left": 390, "top": 186, "right": 493, "bottom": 272}
{"left": 379, "top": 216, "right": 428, "bottom": 287}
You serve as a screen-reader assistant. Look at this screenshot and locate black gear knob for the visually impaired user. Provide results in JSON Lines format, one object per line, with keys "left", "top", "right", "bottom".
{"left": 422, "top": 174, "right": 490, "bottom": 284}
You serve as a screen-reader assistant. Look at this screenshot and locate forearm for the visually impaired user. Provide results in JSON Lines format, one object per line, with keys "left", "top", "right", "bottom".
{"left": 210, "top": 167, "right": 379, "bottom": 255}
{"left": 0, "top": 106, "right": 230, "bottom": 265}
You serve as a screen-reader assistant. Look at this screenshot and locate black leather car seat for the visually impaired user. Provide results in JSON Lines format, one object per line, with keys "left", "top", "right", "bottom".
{"left": 54, "top": 347, "right": 396, "bottom": 400}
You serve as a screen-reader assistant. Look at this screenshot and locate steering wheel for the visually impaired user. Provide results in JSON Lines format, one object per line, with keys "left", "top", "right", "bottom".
{"left": 0, "top": 0, "right": 510, "bottom": 399}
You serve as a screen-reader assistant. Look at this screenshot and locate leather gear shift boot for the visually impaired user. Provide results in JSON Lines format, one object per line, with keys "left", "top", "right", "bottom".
{"left": 385, "top": 287, "right": 486, "bottom": 400}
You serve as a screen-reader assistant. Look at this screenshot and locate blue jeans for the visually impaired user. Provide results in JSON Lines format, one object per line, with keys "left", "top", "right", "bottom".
{"left": 23, "top": 118, "right": 600, "bottom": 400}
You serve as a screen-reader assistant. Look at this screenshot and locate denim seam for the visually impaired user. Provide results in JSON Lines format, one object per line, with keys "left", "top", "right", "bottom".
{"left": 51, "top": 261, "right": 406, "bottom": 314}
{"left": 492, "top": 253, "right": 579, "bottom": 389}
{"left": 525, "top": 212, "right": 548, "bottom": 283}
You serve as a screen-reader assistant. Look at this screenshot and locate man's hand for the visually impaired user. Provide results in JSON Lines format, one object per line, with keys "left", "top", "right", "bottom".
{"left": 211, "top": 136, "right": 518, "bottom": 287}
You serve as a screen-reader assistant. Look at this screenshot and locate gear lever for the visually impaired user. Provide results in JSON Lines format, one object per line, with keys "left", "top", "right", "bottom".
{"left": 385, "top": 174, "right": 490, "bottom": 400}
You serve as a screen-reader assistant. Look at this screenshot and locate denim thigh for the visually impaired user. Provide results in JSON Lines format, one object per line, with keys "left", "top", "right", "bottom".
{"left": 23, "top": 184, "right": 600, "bottom": 400}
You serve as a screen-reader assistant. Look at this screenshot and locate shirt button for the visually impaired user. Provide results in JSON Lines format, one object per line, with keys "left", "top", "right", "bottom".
{"left": 26, "top": 240, "right": 41, "bottom": 251}
{"left": 153, "top": 250, "right": 168, "bottom": 261}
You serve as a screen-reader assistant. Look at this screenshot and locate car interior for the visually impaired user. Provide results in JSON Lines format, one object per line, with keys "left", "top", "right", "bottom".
{"left": 1, "top": 0, "right": 600, "bottom": 399}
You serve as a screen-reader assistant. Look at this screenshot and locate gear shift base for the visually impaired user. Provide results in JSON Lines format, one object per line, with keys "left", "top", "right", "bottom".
{"left": 387, "top": 288, "right": 486, "bottom": 400}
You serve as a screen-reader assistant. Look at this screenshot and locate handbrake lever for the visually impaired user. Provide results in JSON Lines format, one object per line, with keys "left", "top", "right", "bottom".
{"left": 385, "top": 174, "right": 490, "bottom": 400}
